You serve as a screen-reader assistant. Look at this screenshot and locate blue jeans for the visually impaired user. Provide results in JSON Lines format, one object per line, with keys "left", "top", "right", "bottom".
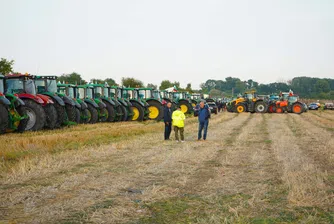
{"left": 198, "top": 119, "right": 209, "bottom": 140}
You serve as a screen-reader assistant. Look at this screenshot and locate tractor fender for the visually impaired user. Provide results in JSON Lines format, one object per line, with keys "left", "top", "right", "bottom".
{"left": 84, "top": 99, "right": 99, "bottom": 108}
{"left": 146, "top": 99, "right": 162, "bottom": 106}
{"left": 80, "top": 101, "right": 87, "bottom": 110}
{"left": 111, "top": 98, "right": 120, "bottom": 106}
{"left": 98, "top": 101, "right": 106, "bottom": 109}
{"left": 117, "top": 99, "right": 128, "bottom": 107}
{"left": 102, "top": 98, "right": 116, "bottom": 106}
{"left": 18, "top": 93, "right": 44, "bottom": 104}
{"left": 36, "top": 94, "right": 54, "bottom": 105}
{"left": 74, "top": 100, "right": 81, "bottom": 109}
{"left": 0, "top": 96, "right": 11, "bottom": 106}
{"left": 62, "top": 95, "right": 76, "bottom": 106}
{"left": 49, "top": 94, "right": 65, "bottom": 106}
{"left": 4, "top": 94, "right": 25, "bottom": 107}
{"left": 130, "top": 99, "right": 145, "bottom": 107}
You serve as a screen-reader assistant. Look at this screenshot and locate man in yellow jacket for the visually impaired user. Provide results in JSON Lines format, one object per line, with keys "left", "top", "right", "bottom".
{"left": 172, "top": 106, "right": 186, "bottom": 142}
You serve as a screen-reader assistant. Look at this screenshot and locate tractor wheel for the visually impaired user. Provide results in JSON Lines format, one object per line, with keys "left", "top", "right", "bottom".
{"left": 75, "top": 107, "right": 81, "bottom": 123}
{"left": 179, "top": 100, "right": 191, "bottom": 114}
{"left": 87, "top": 104, "right": 98, "bottom": 124}
{"left": 268, "top": 103, "right": 276, "bottom": 113}
{"left": 105, "top": 102, "right": 115, "bottom": 122}
{"left": 276, "top": 107, "right": 283, "bottom": 113}
{"left": 172, "top": 102, "right": 177, "bottom": 111}
{"left": 80, "top": 108, "right": 89, "bottom": 124}
{"left": 99, "top": 107, "right": 108, "bottom": 122}
{"left": 235, "top": 104, "right": 246, "bottom": 113}
{"left": 147, "top": 100, "right": 163, "bottom": 120}
{"left": 16, "top": 106, "right": 29, "bottom": 133}
{"left": 22, "top": 99, "right": 46, "bottom": 131}
{"left": 127, "top": 106, "right": 133, "bottom": 121}
{"left": 119, "top": 105, "right": 128, "bottom": 121}
{"left": 44, "top": 104, "right": 57, "bottom": 129}
{"left": 65, "top": 104, "right": 76, "bottom": 122}
{"left": 254, "top": 101, "right": 267, "bottom": 113}
{"left": 292, "top": 102, "right": 303, "bottom": 114}
{"left": 0, "top": 104, "right": 9, "bottom": 134}
{"left": 114, "top": 105, "right": 123, "bottom": 122}
{"left": 53, "top": 101, "right": 65, "bottom": 128}
{"left": 131, "top": 101, "right": 145, "bottom": 121}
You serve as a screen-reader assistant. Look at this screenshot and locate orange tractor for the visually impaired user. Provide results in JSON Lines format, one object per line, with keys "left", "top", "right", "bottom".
{"left": 268, "top": 91, "right": 304, "bottom": 114}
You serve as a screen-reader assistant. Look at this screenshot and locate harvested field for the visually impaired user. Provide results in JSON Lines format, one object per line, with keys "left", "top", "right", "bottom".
{"left": 0, "top": 111, "right": 333, "bottom": 223}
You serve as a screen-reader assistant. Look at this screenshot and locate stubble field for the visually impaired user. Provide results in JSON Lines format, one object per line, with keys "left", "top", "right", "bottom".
{"left": 0, "top": 110, "right": 333, "bottom": 223}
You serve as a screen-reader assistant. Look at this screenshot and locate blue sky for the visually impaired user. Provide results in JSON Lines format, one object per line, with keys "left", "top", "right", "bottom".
{"left": 1, "top": 0, "right": 333, "bottom": 88}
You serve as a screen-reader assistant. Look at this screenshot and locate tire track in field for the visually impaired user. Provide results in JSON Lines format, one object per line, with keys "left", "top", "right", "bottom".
{"left": 287, "top": 114, "right": 334, "bottom": 188}
{"left": 301, "top": 112, "right": 334, "bottom": 132}
{"left": 268, "top": 114, "right": 332, "bottom": 209}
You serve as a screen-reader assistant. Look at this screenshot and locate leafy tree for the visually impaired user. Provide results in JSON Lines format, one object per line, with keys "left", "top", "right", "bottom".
{"left": 159, "top": 80, "right": 173, "bottom": 90}
{"left": 90, "top": 78, "right": 103, "bottom": 84}
{"left": 104, "top": 78, "right": 117, "bottom": 86}
{"left": 147, "top": 83, "right": 157, "bottom": 89}
{"left": 315, "top": 79, "right": 330, "bottom": 93}
{"left": 57, "top": 72, "right": 87, "bottom": 85}
{"left": 185, "top": 83, "right": 193, "bottom": 93}
{"left": 121, "top": 77, "right": 143, "bottom": 87}
{"left": 209, "top": 89, "right": 222, "bottom": 98}
{"left": 0, "top": 58, "right": 14, "bottom": 75}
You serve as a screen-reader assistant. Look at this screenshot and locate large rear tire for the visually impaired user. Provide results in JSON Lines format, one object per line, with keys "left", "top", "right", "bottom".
{"left": 147, "top": 100, "right": 163, "bottom": 120}
{"left": 115, "top": 105, "right": 123, "bottom": 122}
{"left": 131, "top": 101, "right": 145, "bottom": 121}
{"left": 254, "top": 101, "right": 267, "bottom": 113}
{"left": 104, "top": 101, "right": 115, "bottom": 122}
{"left": 53, "top": 101, "right": 65, "bottom": 128}
{"left": 268, "top": 103, "right": 276, "bottom": 113}
{"left": 0, "top": 104, "right": 8, "bottom": 134}
{"left": 120, "top": 105, "right": 128, "bottom": 121}
{"left": 178, "top": 100, "right": 192, "bottom": 114}
{"left": 75, "top": 107, "right": 81, "bottom": 123}
{"left": 22, "top": 99, "right": 46, "bottom": 131}
{"left": 99, "top": 107, "right": 108, "bottom": 122}
{"left": 44, "top": 104, "right": 57, "bottom": 129}
{"left": 292, "top": 102, "right": 303, "bottom": 114}
{"left": 80, "top": 108, "right": 89, "bottom": 124}
{"left": 87, "top": 104, "right": 98, "bottom": 124}
{"left": 16, "top": 106, "right": 29, "bottom": 133}
{"left": 65, "top": 104, "right": 76, "bottom": 122}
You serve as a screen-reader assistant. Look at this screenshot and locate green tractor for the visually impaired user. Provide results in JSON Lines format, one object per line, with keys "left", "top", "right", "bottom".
{"left": 138, "top": 88, "right": 164, "bottom": 120}
{"left": 57, "top": 83, "right": 90, "bottom": 123}
{"left": 172, "top": 92, "right": 193, "bottom": 114}
{"left": 191, "top": 93, "right": 202, "bottom": 107}
{"left": 109, "top": 86, "right": 133, "bottom": 121}
{"left": 76, "top": 85, "right": 108, "bottom": 123}
{"left": 88, "top": 83, "right": 118, "bottom": 122}
{"left": 34, "top": 76, "right": 79, "bottom": 127}
{"left": 160, "top": 90, "right": 177, "bottom": 110}
{"left": 122, "top": 87, "right": 149, "bottom": 121}
{"left": 0, "top": 74, "right": 29, "bottom": 134}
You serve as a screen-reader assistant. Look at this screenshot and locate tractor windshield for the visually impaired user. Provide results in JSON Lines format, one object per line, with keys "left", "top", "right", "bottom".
{"left": 78, "top": 88, "right": 85, "bottom": 99}
{"left": 139, "top": 90, "right": 147, "bottom": 99}
{"left": 6, "top": 78, "right": 36, "bottom": 95}
{"left": 25, "top": 79, "right": 36, "bottom": 94}
{"left": 47, "top": 79, "right": 57, "bottom": 93}
{"left": 95, "top": 87, "right": 102, "bottom": 98}
{"left": 110, "top": 88, "right": 116, "bottom": 97}
{"left": 133, "top": 90, "right": 138, "bottom": 99}
{"left": 153, "top": 91, "right": 160, "bottom": 100}
{"left": 86, "top": 88, "right": 93, "bottom": 99}
{"left": 0, "top": 79, "right": 4, "bottom": 93}
{"left": 174, "top": 92, "right": 181, "bottom": 99}
{"left": 35, "top": 79, "right": 46, "bottom": 93}
{"left": 68, "top": 87, "right": 75, "bottom": 98}
{"left": 288, "top": 96, "right": 298, "bottom": 103}
{"left": 103, "top": 88, "right": 109, "bottom": 97}
{"left": 117, "top": 89, "right": 122, "bottom": 98}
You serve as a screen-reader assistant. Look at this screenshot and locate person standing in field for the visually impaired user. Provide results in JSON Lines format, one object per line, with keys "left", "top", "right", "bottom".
{"left": 163, "top": 102, "right": 172, "bottom": 140}
{"left": 172, "top": 106, "right": 186, "bottom": 142}
{"left": 198, "top": 101, "right": 210, "bottom": 141}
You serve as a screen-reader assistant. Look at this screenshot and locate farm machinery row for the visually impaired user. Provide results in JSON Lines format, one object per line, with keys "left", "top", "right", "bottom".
{"left": 0, "top": 74, "right": 194, "bottom": 134}
{"left": 226, "top": 91, "right": 306, "bottom": 114}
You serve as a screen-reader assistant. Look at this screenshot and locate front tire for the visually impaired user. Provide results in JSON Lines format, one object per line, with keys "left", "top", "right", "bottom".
{"left": 131, "top": 101, "right": 145, "bottom": 121}
{"left": 44, "top": 104, "right": 57, "bottom": 129}
{"left": 22, "top": 99, "right": 46, "bottom": 131}
{"left": 235, "top": 104, "right": 246, "bottom": 113}
{"left": 0, "top": 104, "right": 8, "bottom": 134}
{"left": 255, "top": 101, "right": 267, "bottom": 113}
{"left": 16, "top": 106, "right": 29, "bottom": 133}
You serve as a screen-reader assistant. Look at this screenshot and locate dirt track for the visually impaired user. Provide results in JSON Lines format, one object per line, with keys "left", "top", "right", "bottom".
{"left": 0, "top": 111, "right": 333, "bottom": 223}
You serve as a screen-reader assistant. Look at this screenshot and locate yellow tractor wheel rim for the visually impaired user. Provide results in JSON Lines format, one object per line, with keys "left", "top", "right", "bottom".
{"left": 148, "top": 106, "right": 159, "bottom": 119}
{"left": 132, "top": 107, "right": 140, "bottom": 120}
{"left": 192, "top": 103, "right": 196, "bottom": 107}
{"left": 180, "top": 104, "right": 188, "bottom": 113}
{"left": 237, "top": 105, "right": 244, "bottom": 113}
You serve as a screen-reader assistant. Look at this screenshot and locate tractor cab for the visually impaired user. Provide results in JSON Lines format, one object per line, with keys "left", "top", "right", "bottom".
{"left": 35, "top": 76, "right": 58, "bottom": 94}
{"left": 0, "top": 75, "right": 4, "bottom": 94}
{"left": 121, "top": 87, "right": 149, "bottom": 121}
{"left": 138, "top": 88, "right": 164, "bottom": 120}
{"left": 5, "top": 74, "right": 37, "bottom": 95}
{"left": 57, "top": 83, "right": 76, "bottom": 99}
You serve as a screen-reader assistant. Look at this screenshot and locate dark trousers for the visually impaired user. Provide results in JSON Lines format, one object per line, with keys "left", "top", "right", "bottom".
{"left": 198, "top": 119, "right": 209, "bottom": 140}
{"left": 164, "top": 122, "right": 172, "bottom": 140}
{"left": 174, "top": 126, "right": 184, "bottom": 141}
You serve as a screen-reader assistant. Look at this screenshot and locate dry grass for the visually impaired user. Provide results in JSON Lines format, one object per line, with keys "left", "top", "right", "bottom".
{"left": 0, "top": 111, "right": 333, "bottom": 224}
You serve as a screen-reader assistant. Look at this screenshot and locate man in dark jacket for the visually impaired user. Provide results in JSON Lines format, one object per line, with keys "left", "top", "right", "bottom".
{"left": 198, "top": 101, "right": 210, "bottom": 140}
{"left": 163, "top": 102, "right": 172, "bottom": 140}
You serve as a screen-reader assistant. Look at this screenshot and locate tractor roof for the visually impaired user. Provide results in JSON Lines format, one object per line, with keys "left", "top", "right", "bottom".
{"left": 35, "top": 75, "right": 58, "bottom": 80}
{"left": 77, "top": 85, "right": 94, "bottom": 89}
{"left": 5, "top": 73, "right": 35, "bottom": 79}
{"left": 57, "top": 83, "right": 76, "bottom": 87}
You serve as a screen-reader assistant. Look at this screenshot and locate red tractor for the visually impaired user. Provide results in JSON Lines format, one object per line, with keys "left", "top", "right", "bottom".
{"left": 268, "top": 92, "right": 304, "bottom": 114}
{"left": 5, "top": 74, "right": 57, "bottom": 131}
